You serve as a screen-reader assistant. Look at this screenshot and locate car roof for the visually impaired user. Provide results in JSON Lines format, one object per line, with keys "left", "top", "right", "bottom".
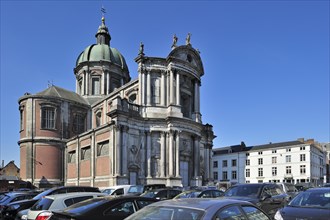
{"left": 44, "top": 192, "right": 106, "bottom": 200}
{"left": 153, "top": 198, "right": 252, "bottom": 210}
{"left": 305, "top": 187, "right": 330, "bottom": 192}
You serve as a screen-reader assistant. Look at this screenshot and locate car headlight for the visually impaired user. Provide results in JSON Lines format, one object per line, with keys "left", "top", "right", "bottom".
{"left": 274, "top": 210, "right": 283, "bottom": 220}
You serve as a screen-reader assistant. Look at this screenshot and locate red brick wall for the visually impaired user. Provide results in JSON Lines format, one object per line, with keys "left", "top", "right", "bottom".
{"left": 80, "top": 160, "right": 90, "bottom": 177}
{"left": 20, "top": 145, "right": 27, "bottom": 179}
{"left": 96, "top": 157, "right": 110, "bottom": 176}
{"left": 67, "top": 163, "right": 77, "bottom": 178}
{"left": 35, "top": 145, "right": 61, "bottom": 179}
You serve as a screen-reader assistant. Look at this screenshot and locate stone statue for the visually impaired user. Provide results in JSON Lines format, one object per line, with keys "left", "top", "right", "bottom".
{"left": 139, "top": 42, "right": 144, "bottom": 55}
{"left": 172, "top": 34, "right": 178, "bottom": 48}
{"left": 186, "top": 33, "right": 191, "bottom": 46}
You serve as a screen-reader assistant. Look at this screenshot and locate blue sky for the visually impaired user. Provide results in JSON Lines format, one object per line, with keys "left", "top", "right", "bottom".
{"left": 1, "top": 0, "right": 329, "bottom": 167}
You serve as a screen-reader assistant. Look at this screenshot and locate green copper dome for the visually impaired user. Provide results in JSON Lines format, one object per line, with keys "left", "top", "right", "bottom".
{"left": 76, "top": 44, "right": 128, "bottom": 71}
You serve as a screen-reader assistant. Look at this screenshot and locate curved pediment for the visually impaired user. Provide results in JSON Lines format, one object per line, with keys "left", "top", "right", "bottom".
{"left": 167, "top": 45, "right": 204, "bottom": 76}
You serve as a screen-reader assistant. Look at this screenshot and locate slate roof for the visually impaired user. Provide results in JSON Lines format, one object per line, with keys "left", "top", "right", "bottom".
{"left": 36, "top": 86, "right": 89, "bottom": 105}
{"left": 213, "top": 140, "right": 305, "bottom": 154}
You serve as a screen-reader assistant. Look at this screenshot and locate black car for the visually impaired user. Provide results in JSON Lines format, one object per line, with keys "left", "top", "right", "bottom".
{"left": 48, "top": 196, "right": 158, "bottom": 220}
{"left": 274, "top": 187, "right": 330, "bottom": 220}
{"left": 140, "top": 188, "right": 182, "bottom": 200}
{"left": 0, "top": 191, "right": 39, "bottom": 212}
{"left": 174, "top": 189, "right": 224, "bottom": 199}
{"left": 224, "top": 183, "right": 288, "bottom": 218}
{"left": 1, "top": 186, "right": 100, "bottom": 220}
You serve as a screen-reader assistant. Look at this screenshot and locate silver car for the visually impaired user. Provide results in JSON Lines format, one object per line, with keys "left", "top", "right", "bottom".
{"left": 26, "top": 192, "right": 105, "bottom": 220}
{"left": 125, "top": 198, "right": 271, "bottom": 220}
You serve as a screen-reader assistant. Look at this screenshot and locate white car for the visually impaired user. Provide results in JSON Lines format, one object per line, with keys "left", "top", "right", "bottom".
{"left": 101, "top": 185, "right": 134, "bottom": 195}
{"left": 26, "top": 192, "right": 106, "bottom": 220}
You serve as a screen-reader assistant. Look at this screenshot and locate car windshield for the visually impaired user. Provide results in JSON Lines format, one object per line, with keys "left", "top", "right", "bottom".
{"left": 0, "top": 195, "right": 10, "bottom": 203}
{"left": 128, "top": 185, "right": 144, "bottom": 194}
{"left": 102, "top": 189, "right": 116, "bottom": 194}
{"left": 285, "top": 184, "right": 297, "bottom": 192}
{"left": 225, "top": 185, "right": 262, "bottom": 198}
{"left": 31, "top": 198, "right": 53, "bottom": 211}
{"left": 175, "top": 191, "right": 201, "bottom": 198}
{"left": 141, "top": 191, "right": 158, "bottom": 198}
{"left": 289, "top": 190, "right": 330, "bottom": 209}
{"left": 33, "top": 188, "right": 55, "bottom": 200}
{"left": 125, "top": 205, "right": 205, "bottom": 220}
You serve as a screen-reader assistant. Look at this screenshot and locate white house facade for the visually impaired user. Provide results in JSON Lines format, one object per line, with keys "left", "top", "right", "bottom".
{"left": 212, "top": 138, "right": 327, "bottom": 187}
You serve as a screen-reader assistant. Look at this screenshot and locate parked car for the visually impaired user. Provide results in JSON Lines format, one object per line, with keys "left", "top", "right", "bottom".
{"left": 140, "top": 188, "right": 182, "bottom": 200}
{"left": 48, "top": 196, "right": 159, "bottom": 220}
{"left": 274, "top": 187, "right": 330, "bottom": 220}
{"left": 27, "top": 192, "right": 106, "bottom": 220}
{"left": 277, "top": 182, "right": 299, "bottom": 200}
{"left": 174, "top": 189, "right": 224, "bottom": 199}
{"left": 127, "top": 184, "right": 166, "bottom": 196}
{"left": 125, "top": 198, "right": 271, "bottom": 220}
{"left": 1, "top": 186, "right": 100, "bottom": 220}
{"left": 101, "top": 185, "right": 133, "bottom": 196}
{"left": 323, "top": 183, "right": 330, "bottom": 187}
{"left": 0, "top": 191, "right": 39, "bottom": 212}
{"left": 224, "top": 183, "right": 288, "bottom": 218}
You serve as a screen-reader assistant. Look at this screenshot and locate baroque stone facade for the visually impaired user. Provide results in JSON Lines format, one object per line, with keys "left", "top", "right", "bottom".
{"left": 18, "top": 16, "right": 215, "bottom": 188}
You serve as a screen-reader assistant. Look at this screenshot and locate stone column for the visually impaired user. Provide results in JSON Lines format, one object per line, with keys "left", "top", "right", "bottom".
{"left": 176, "top": 73, "right": 180, "bottom": 105}
{"left": 141, "top": 72, "right": 145, "bottom": 105}
{"left": 138, "top": 72, "right": 142, "bottom": 104}
{"left": 194, "top": 136, "right": 200, "bottom": 178}
{"left": 115, "top": 125, "right": 121, "bottom": 175}
{"left": 204, "top": 148, "right": 209, "bottom": 180}
{"left": 91, "top": 133, "right": 95, "bottom": 186}
{"left": 106, "top": 72, "right": 110, "bottom": 94}
{"left": 146, "top": 131, "right": 152, "bottom": 177}
{"left": 160, "top": 131, "right": 166, "bottom": 177}
{"left": 166, "top": 70, "right": 170, "bottom": 106}
{"left": 122, "top": 125, "right": 129, "bottom": 176}
{"left": 194, "top": 80, "right": 199, "bottom": 113}
{"left": 85, "top": 71, "right": 89, "bottom": 95}
{"left": 168, "top": 131, "right": 174, "bottom": 177}
{"left": 101, "top": 72, "right": 104, "bottom": 95}
{"left": 147, "top": 71, "right": 151, "bottom": 105}
{"left": 161, "top": 71, "right": 165, "bottom": 106}
{"left": 170, "top": 70, "right": 174, "bottom": 105}
{"left": 175, "top": 131, "right": 180, "bottom": 177}
{"left": 82, "top": 71, "right": 86, "bottom": 95}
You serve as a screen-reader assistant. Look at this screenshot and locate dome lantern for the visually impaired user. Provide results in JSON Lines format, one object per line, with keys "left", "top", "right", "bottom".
{"left": 95, "top": 16, "right": 111, "bottom": 45}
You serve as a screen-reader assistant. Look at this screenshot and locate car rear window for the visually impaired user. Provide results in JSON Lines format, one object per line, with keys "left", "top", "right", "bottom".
{"left": 64, "top": 196, "right": 93, "bottom": 207}
{"left": 31, "top": 198, "right": 53, "bottom": 210}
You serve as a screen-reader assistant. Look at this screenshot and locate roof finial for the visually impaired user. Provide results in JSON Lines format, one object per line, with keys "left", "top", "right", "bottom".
{"left": 186, "top": 33, "right": 192, "bottom": 46}
{"left": 101, "top": 5, "right": 106, "bottom": 24}
{"left": 171, "top": 34, "right": 178, "bottom": 49}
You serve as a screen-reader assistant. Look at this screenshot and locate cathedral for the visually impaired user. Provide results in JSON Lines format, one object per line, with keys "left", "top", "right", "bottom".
{"left": 18, "top": 16, "right": 215, "bottom": 188}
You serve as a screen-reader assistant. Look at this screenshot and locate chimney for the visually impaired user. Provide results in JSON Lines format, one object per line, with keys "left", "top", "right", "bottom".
{"left": 1, "top": 160, "right": 4, "bottom": 168}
